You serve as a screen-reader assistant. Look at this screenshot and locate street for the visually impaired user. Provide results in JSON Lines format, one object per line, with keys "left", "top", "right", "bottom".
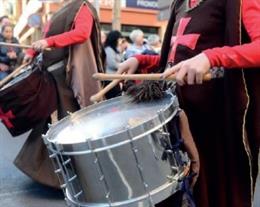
{"left": 0, "top": 122, "right": 260, "bottom": 207}
{"left": 0, "top": 123, "right": 65, "bottom": 207}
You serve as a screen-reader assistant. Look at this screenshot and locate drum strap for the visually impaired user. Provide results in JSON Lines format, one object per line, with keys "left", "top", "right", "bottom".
{"left": 47, "top": 60, "right": 64, "bottom": 72}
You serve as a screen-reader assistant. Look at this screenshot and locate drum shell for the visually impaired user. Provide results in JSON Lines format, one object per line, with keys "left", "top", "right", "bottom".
{"left": 48, "top": 127, "right": 185, "bottom": 206}
{"left": 45, "top": 94, "right": 187, "bottom": 206}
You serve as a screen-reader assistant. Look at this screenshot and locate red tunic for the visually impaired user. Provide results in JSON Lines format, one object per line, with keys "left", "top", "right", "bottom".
{"left": 135, "top": 0, "right": 260, "bottom": 71}
{"left": 27, "top": 4, "right": 93, "bottom": 57}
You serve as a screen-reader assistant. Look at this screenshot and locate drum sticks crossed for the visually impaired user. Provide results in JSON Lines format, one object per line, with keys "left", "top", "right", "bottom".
{"left": 90, "top": 72, "right": 212, "bottom": 103}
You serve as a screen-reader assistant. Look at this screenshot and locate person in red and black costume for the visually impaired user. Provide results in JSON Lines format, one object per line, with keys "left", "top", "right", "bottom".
{"left": 118, "top": 0, "right": 260, "bottom": 206}
{"left": 15, "top": 0, "right": 105, "bottom": 188}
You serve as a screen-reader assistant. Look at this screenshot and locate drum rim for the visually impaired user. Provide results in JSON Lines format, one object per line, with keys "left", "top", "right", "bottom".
{"left": 0, "top": 65, "right": 35, "bottom": 92}
{"left": 44, "top": 92, "right": 179, "bottom": 153}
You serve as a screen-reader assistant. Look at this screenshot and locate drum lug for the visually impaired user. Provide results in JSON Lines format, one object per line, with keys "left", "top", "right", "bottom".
{"left": 166, "top": 175, "right": 178, "bottom": 182}
{"left": 67, "top": 111, "right": 73, "bottom": 116}
{"left": 99, "top": 175, "right": 105, "bottom": 181}
{"left": 55, "top": 168, "right": 62, "bottom": 174}
{"left": 49, "top": 152, "right": 57, "bottom": 159}
{"left": 60, "top": 183, "right": 67, "bottom": 189}
{"left": 68, "top": 175, "right": 77, "bottom": 183}
{"left": 62, "top": 158, "right": 72, "bottom": 166}
{"left": 42, "top": 134, "right": 48, "bottom": 144}
{"left": 73, "top": 191, "right": 83, "bottom": 199}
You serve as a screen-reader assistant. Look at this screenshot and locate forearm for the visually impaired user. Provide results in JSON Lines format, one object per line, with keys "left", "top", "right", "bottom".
{"left": 134, "top": 54, "right": 160, "bottom": 73}
{"left": 46, "top": 5, "right": 93, "bottom": 48}
{"left": 204, "top": 0, "right": 260, "bottom": 69}
{"left": 204, "top": 42, "right": 260, "bottom": 68}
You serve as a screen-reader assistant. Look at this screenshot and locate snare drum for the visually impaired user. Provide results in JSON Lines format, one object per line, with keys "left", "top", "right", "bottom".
{"left": 44, "top": 92, "right": 190, "bottom": 207}
{"left": 0, "top": 62, "right": 57, "bottom": 136}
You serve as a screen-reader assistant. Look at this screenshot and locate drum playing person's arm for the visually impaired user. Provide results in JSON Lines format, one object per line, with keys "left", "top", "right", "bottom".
{"left": 117, "top": 55, "right": 160, "bottom": 75}
{"left": 32, "top": 5, "right": 93, "bottom": 51}
{"left": 178, "top": 110, "right": 200, "bottom": 188}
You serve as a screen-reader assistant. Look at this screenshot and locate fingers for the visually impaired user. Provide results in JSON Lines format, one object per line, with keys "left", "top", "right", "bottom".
{"left": 175, "top": 65, "right": 188, "bottom": 85}
{"left": 23, "top": 55, "right": 33, "bottom": 64}
{"left": 32, "top": 40, "right": 48, "bottom": 52}
{"left": 163, "top": 62, "right": 188, "bottom": 85}
{"left": 190, "top": 161, "right": 200, "bottom": 188}
{"left": 186, "top": 67, "right": 196, "bottom": 85}
{"left": 162, "top": 62, "right": 182, "bottom": 78}
{"left": 117, "top": 57, "right": 139, "bottom": 74}
{"left": 32, "top": 42, "right": 43, "bottom": 52}
{"left": 117, "top": 62, "right": 129, "bottom": 74}
{"left": 195, "top": 71, "right": 203, "bottom": 84}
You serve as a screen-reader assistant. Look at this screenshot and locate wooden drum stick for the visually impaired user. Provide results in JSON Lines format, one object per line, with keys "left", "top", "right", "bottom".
{"left": 92, "top": 73, "right": 212, "bottom": 81}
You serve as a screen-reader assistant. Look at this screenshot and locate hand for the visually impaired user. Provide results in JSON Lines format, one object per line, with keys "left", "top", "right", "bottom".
{"left": 117, "top": 57, "right": 139, "bottom": 74}
{"left": 7, "top": 51, "right": 17, "bottom": 59}
{"left": 32, "top": 39, "right": 49, "bottom": 52}
{"left": 163, "top": 53, "right": 211, "bottom": 85}
{"left": 23, "top": 54, "right": 33, "bottom": 64}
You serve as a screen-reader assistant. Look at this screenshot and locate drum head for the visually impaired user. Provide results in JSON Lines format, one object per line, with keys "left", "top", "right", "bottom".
{"left": 46, "top": 92, "right": 179, "bottom": 151}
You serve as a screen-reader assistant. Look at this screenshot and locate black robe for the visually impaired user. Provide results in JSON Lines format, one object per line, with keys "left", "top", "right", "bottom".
{"left": 157, "top": 0, "right": 259, "bottom": 206}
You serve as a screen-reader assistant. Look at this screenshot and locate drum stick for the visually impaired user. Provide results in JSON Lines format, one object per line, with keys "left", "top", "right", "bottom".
{"left": 0, "top": 63, "right": 29, "bottom": 88}
{"left": 90, "top": 73, "right": 126, "bottom": 103}
{"left": 0, "top": 42, "right": 51, "bottom": 51}
{"left": 90, "top": 79, "right": 122, "bottom": 103}
{"left": 93, "top": 73, "right": 212, "bottom": 81}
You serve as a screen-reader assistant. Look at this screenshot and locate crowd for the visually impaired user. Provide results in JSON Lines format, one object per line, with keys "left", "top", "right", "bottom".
{"left": 0, "top": 15, "right": 23, "bottom": 80}
{"left": 0, "top": 14, "right": 161, "bottom": 84}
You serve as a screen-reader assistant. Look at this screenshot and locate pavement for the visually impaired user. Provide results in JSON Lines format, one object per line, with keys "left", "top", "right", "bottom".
{"left": 0, "top": 123, "right": 65, "bottom": 207}
{"left": 0, "top": 122, "right": 259, "bottom": 207}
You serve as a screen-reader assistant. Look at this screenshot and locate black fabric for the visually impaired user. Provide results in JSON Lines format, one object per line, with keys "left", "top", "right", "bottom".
{"left": 103, "top": 80, "right": 121, "bottom": 99}
{"left": 156, "top": 0, "right": 255, "bottom": 206}
{"left": 0, "top": 64, "right": 57, "bottom": 136}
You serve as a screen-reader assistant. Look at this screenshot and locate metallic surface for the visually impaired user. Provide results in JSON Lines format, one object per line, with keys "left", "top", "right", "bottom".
{"left": 44, "top": 93, "right": 188, "bottom": 207}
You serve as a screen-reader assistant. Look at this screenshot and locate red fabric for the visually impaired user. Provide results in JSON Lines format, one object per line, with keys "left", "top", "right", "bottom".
{"left": 136, "top": 1, "right": 260, "bottom": 70}
{"left": 134, "top": 54, "right": 160, "bottom": 73}
{"left": 26, "top": 4, "right": 93, "bottom": 57}
{"left": 26, "top": 48, "right": 37, "bottom": 58}
{"left": 190, "top": 0, "right": 198, "bottom": 8}
{"left": 46, "top": 5, "right": 93, "bottom": 48}
{"left": 168, "top": 17, "right": 200, "bottom": 62}
{"left": 0, "top": 107, "right": 15, "bottom": 128}
{"left": 204, "top": 0, "right": 260, "bottom": 69}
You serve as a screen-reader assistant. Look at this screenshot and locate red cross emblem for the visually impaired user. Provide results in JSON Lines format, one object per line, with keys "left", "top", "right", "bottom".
{"left": 168, "top": 17, "right": 200, "bottom": 63}
{"left": 0, "top": 107, "right": 15, "bottom": 128}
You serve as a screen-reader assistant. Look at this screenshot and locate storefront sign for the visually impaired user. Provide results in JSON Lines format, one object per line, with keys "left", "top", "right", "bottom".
{"left": 126, "top": 0, "right": 158, "bottom": 10}
{"left": 88, "top": 0, "right": 114, "bottom": 8}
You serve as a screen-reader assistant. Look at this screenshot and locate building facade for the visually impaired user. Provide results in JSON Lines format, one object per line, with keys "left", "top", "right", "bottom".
{"left": 0, "top": 0, "right": 168, "bottom": 44}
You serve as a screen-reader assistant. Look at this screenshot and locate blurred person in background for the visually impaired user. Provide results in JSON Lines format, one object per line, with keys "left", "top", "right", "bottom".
{"left": 142, "top": 34, "right": 161, "bottom": 55}
{"left": 124, "top": 29, "right": 149, "bottom": 59}
{"left": 104, "top": 30, "right": 123, "bottom": 98}
{"left": 0, "top": 24, "right": 22, "bottom": 80}
{"left": 118, "top": 38, "right": 129, "bottom": 60}
{"left": 101, "top": 30, "right": 107, "bottom": 46}
{"left": 104, "top": 30, "right": 123, "bottom": 74}
{"left": 0, "top": 15, "right": 11, "bottom": 34}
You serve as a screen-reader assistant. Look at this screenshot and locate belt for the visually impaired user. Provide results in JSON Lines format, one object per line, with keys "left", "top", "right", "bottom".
{"left": 46, "top": 61, "right": 65, "bottom": 72}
